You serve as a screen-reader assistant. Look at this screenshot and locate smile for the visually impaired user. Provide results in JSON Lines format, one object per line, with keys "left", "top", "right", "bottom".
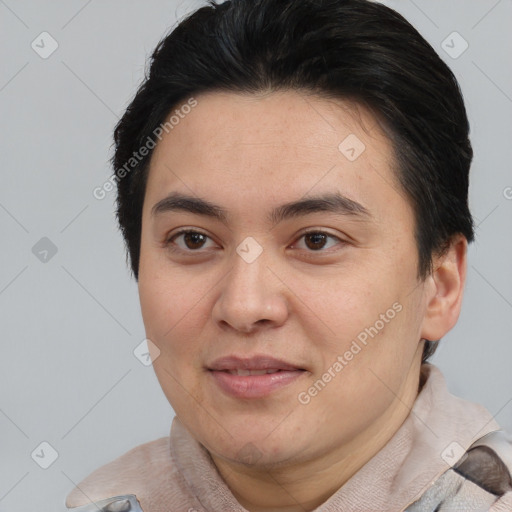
{"left": 206, "top": 354, "right": 308, "bottom": 398}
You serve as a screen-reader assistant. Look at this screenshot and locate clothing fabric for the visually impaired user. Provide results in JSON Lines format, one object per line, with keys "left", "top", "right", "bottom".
{"left": 65, "top": 364, "right": 512, "bottom": 511}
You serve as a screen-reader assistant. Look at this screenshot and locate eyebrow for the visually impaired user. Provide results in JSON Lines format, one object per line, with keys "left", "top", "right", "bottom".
{"left": 151, "top": 191, "right": 371, "bottom": 226}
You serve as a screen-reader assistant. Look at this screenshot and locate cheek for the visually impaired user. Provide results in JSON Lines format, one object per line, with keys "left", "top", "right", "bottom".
{"left": 138, "top": 264, "right": 206, "bottom": 355}
{"left": 294, "top": 268, "right": 394, "bottom": 347}
{"left": 138, "top": 270, "right": 210, "bottom": 408}
{"left": 330, "top": 293, "right": 424, "bottom": 398}
{"left": 297, "top": 262, "right": 422, "bottom": 380}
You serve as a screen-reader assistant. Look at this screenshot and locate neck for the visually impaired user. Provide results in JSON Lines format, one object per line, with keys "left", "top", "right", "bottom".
{"left": 210, "top": 362, "right": 422, "bottom": 512}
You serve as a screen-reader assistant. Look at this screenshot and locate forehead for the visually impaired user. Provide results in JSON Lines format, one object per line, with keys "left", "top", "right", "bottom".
{"left": 144, "top": 90, "right": 406, "bottom": 219}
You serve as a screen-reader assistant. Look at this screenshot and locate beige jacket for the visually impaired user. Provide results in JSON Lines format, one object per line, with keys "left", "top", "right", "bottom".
{"left": 65, "top": 364, "right": 512, "bottom": 511}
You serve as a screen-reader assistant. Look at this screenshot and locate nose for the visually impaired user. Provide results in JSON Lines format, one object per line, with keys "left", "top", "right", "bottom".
{"left": 211, "top": 245, "right": 289, "bottom": 334}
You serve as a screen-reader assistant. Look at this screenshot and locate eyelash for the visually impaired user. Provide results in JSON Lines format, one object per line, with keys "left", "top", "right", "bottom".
{"left": 164, "top": 229, "right": 346, "bottom": 255}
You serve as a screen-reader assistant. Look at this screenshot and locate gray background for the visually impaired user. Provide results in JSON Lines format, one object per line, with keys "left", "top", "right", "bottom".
{"left": 0, "top": 1, "right": 511, "bottom": 510}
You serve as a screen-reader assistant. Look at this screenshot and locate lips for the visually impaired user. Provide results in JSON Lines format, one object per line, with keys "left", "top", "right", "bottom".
{"left": 208, "top": 355, "right": 304, "bottom": 372}
{"left": 207, "top": 355, "right": 306, "bottom": 399}
{"left": 225, "top": 368, "right": 281, "bottom": 376}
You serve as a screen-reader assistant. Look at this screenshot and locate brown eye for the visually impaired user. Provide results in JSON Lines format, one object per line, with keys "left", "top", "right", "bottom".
{"left": 293, "top": 230, "right": 345, "bottom": 253}
{"left": 167, "top": 230, "right": 215, "bottom": 252}
{"left": 182, "top": 232, "right": 207, "bottom": 249}
{"left": 304, "top": 232, "right": 328, "bottom": 250}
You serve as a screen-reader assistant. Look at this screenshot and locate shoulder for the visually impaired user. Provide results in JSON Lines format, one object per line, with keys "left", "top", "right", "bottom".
{"left": 406, "top": 430, "right": 512, "bottom": 511}
{"left": 65, "top": 436, "right": 190, "bottom": 510}
{"left": 453, "top": 430, "right": 512, "bottom": 496}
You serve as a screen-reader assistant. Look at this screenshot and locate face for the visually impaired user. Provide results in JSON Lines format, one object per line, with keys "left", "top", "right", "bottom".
{"left": 138, "top": 90, "right": 430, "bottom": 469}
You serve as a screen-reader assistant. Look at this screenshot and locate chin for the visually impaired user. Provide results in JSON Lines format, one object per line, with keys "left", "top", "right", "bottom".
{"left": 215, "top": 423, "right": 306, "bottom": 462}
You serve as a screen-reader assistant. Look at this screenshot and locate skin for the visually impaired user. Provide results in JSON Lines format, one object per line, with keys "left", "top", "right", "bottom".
{"left": 138, "top": 90, "right": 467, "bottom": 511}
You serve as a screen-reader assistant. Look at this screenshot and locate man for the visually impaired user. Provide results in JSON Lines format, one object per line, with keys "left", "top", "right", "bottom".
{"left": 66, "top": 0, "right": 512, "bottom": 510}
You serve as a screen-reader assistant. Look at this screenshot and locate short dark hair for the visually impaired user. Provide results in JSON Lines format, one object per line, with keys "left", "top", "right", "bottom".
{"left": 112, "top": 0, "right": 474, "bottom": 363}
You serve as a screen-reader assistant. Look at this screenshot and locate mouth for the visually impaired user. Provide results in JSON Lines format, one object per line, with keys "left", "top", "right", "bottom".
{"left": 221, "top": 368, "right": 283, "bottom": 376}
{"left": 207, "top": 354, "right": 305, "bottom": 372}
{"left": 207, "top": 355, "right": 307, "bottom": 398}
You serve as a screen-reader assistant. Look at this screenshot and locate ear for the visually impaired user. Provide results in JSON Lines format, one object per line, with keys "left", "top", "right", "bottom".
{"left": 420, "top": 235, "right": 468, "bottom": 342}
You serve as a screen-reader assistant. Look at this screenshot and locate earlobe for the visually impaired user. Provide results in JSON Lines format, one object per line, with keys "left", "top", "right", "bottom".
{"left": 420, "top": 235, "right": 468, "bottom": 342}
